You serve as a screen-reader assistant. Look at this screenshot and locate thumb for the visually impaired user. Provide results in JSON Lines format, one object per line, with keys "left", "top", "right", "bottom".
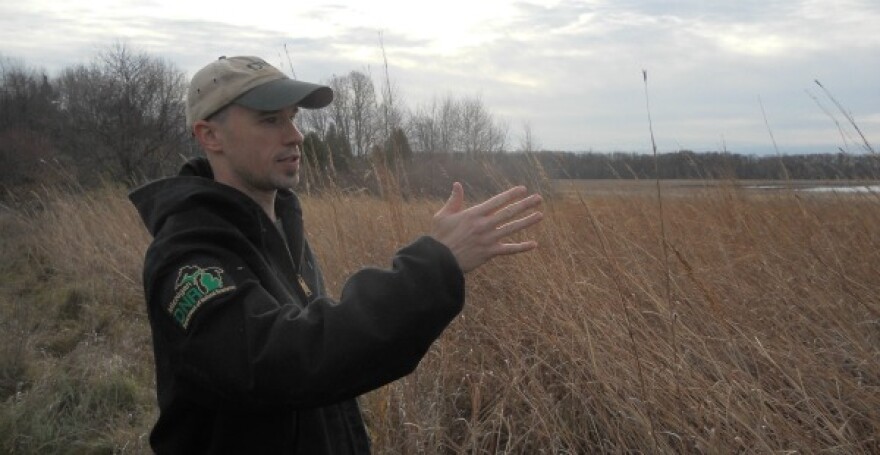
{"left": 440, "top": 182, "right": 464, "bottom": 215}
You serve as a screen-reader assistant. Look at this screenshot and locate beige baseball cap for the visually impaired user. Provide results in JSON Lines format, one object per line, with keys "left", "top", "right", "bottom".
{"left": 185, "top": 56, "right": 333, "bottom": 129}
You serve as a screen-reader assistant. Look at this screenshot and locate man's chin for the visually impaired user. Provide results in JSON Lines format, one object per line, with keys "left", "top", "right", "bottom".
{"left": 274, "top": 173, "right": 300, "bottom": 190}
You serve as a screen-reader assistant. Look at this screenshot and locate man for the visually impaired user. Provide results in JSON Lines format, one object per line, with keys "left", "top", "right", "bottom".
{"left": 130, "top": 55, "right": 543, "bottom": 454}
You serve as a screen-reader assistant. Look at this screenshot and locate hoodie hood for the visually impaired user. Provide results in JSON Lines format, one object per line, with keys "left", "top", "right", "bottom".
{"left": 129, "top": 157, "right": 301, "bottom": 238}
{"left": 179, "top": 156, "right": 215, "bottom": 179}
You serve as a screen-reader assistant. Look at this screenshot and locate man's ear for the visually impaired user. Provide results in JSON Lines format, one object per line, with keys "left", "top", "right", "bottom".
{"left": 193, "top": 120, "right": 224, "bottom": 156}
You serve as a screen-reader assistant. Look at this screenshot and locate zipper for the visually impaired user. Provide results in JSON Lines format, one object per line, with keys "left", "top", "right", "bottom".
{"left": 267, "top": 214, "right": 313, "bottom": 304}
{"left": 296, "top": 274, "right": 313, "bottom": 299}
{"left": 280, "top": 239, "right": 312, "bottom": 303}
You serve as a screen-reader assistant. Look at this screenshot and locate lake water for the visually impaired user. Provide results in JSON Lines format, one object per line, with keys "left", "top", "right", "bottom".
{"left": 746, "top": 184, "right": 880, "bottom": 193}
{"left": 800, "top": 185, "right": 880, "bottom": 193}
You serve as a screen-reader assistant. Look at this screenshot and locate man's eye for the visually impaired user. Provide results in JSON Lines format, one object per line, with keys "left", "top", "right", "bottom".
{"left": 262, "top": 116, "right": 279, "bottom": 124}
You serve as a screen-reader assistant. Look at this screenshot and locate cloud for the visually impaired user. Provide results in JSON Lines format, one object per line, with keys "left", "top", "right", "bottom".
{"left": 1, "top": 0, "right": 877, "bottom": 153}
{"left": 439, "top": 0, "right": 880, "bottom": 152}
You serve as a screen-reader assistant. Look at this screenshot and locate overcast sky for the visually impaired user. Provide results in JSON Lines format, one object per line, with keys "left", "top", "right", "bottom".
{"left": 2, "top": 0, "right": 878, "bottom": 154}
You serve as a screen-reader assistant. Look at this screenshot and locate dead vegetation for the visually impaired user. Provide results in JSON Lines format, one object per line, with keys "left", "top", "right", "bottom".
{"left": 1, "top": 180, "right": 878, "bottom": 453}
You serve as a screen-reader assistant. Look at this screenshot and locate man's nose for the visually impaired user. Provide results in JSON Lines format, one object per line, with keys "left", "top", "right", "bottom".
{"left": 284, "top": 119, "right": 304, "bottom": 147}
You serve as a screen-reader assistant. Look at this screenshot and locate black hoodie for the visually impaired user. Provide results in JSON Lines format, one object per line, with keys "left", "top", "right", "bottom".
{"left": 129, "top": 158, "right": 464, "bottom": 454}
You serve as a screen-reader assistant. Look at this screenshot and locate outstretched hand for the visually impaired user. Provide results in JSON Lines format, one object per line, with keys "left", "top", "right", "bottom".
{"left": 431, "top": 182, "right": 544, "bottom": 273}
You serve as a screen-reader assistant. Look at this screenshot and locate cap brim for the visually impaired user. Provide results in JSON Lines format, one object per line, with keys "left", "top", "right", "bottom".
{"left": 234, "top": 78, "right": 334, "bottom": 111}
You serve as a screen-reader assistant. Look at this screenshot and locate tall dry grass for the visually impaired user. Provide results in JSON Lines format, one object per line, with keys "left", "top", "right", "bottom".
{"left": 0, "top": 185, "right": 155, "bottom": 453}
{"left": 1, "top": 180, "right": 878, "bottom": 453}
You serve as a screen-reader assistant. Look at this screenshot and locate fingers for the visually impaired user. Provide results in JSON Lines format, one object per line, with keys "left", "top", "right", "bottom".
{"left": 488, "top": 193, "right": 543, "bottom": 227}
{"left": 492, "top": 240, "right": 539, "bottom": 256}
{"left": 449, "top": 182, "right": 463, "bottom": 208}
{"left": 437, "top": 182, "right": 465, "bottom": 216}
{"left": 469, "top": 186, "right": 543, "bottom": 243}
{"left": 492, "top": 211, "right": 544, "bottom": 240}
{"left": 469, "top": 186, "right": 528, "bottom": 216}
{"left": 432, "top": 184, "right": 544, "bottom": 273}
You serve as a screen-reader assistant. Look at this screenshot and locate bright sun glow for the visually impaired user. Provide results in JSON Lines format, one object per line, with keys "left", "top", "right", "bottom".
{"left": 139, "top": 0, "right": 535, "bottom": 56}
{"left": 717, "top": 33, "right": 789, "bottom": 56}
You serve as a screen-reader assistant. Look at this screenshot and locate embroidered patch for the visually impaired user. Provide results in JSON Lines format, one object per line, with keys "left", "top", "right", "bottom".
{"left": 168, "top": 265, "right": 236, "bottom": 329}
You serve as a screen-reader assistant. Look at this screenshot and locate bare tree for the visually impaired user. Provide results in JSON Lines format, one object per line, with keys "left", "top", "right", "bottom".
{"left": 436, "top": 94, "right": 459, "bottom": 153}
{"left": 0, "top": 57, "right": 56, "bottom": 131}
{"left": 459, "top": 96, "right": 489, "bottom": 155}
{"left": 377, "top": 32, "right": 405, "bottom": 147}
{"left": 409, "top": 100, "right": 438, "bottom": 154}
{"left": 348, "top": 71, "right": 377, "bottom": 157}
{"left": 56, "top": 43, "right": 187, "bottom": 185}
{"left": 458, "top": 95, "right": 507, "bottom": 155}
{"left": 324, "top": 70, "right": 379, "bottom": 157}
{"left": 327, "top": 74, "right": 351, "bottom": 146}
{"left": 0, "top": 56, "right": 59, "bottom": 187}
{"left": 517, "top": 121, "right": 540, "bottom": 153}
{"left": 406, "top": 93, "right": 507, "bottom": 155}
{"left": 299, "top": 105, "right": 332, "bottom": 142}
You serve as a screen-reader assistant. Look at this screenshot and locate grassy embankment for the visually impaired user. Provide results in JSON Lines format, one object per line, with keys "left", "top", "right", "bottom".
{"left": 1, "top": 179, "right": 878, "bottom": 453}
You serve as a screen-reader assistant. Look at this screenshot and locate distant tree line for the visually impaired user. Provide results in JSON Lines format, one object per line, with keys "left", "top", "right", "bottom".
{"left": 0, "top": 43, "right": 511, "bottom": 194}
{"left": 532, "top": 150, "right": 880, "bottom": 181}
{"left": 1, "top": 43, "right": 876, "bottom": 198}
{"left": 1, "top": 44, "right": 191, "bottom": 188}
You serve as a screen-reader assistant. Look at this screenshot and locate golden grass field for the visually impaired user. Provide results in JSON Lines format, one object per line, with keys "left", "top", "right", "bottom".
{"left": 1, "top": 179, "right": 879, "bottom": 453}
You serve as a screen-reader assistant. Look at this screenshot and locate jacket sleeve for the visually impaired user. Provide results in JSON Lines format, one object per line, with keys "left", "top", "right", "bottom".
{"left": 146, "top": 234, "right": 464, "bottom": 412}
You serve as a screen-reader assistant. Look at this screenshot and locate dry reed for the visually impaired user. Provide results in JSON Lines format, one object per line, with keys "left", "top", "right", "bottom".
{"left": 306, "top": 181, "right": 880, "bottom": 453}
{"left": 1, "top": 180, "right": 878, "bottom": 453}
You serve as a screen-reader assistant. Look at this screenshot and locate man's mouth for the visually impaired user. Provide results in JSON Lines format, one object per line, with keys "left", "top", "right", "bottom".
{"left": 276, "top": 154, "right": 300, "bottom": 163}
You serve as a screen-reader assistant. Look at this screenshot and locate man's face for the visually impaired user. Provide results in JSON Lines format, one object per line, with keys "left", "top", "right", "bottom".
{"left": 210, "top": 104, "right": 304, "bottom": 195}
